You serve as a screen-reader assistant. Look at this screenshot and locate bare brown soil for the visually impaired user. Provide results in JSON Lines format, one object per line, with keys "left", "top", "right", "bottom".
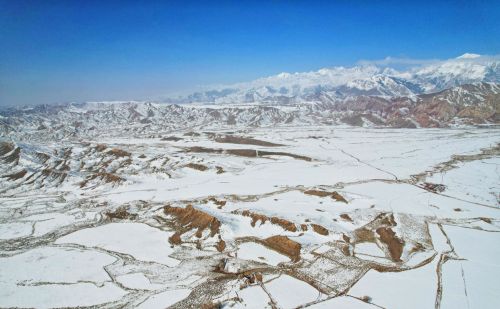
{"left": 253, "top": 272, "right": 263, "bottom": 283}
{"left": 208, "top": 197, "right": 226, "bottom": 208}
{"left": 184, "top": 131, "right": 201, "bottom": 137}
{"left": 342, "top": 234, "right": 351, "bottom": 243}
{"left": 216, "top": 239, "right": 226, "bottom": 252}
{"left": 164, "top": 205, "right": 221, "bottom": 244}
{"left": 2, "top": 169, "right": 27, "bottom": 181}
{"left": 0, "top": 142, "right": 14, "bottom": 156}
{"left": 94, "top": 144, "right": 107, "bottom": 152}
{"left": 270, "top": 217, "right": 297, "bottom": 232}
{"left": 107, "top": 148, "right": 131, "bottom": 157}
{"left": 185, "top": 146, "right": 311, "bottom": 161}
{"left": 422, "top": 182, "right": 446, "bottom": 193}
{"left": 258, "top": 150, "right": 312, "bottom": 161}
{"left": 352, "top": 214, "right": 405, "bottom": 263}
{"left": 378, "top": 213, "right": 397, "bottom": 226}
{"left": 35, "top": 152, "right": 50, "bottom": 163}
{"left": 0, "top": 145, "right": 20, "bottom": 164}
{"left": 169, "top": 232, "right": 182, "bottom": 245}
{"left": 304, "top": 189, "right": 330, "bottom": 197}
{"left": 41, "top": 168, "right": 68, "bottom": 183}
{"left": 341, "top": 244, "right": 351, "bottom": 256}
{"left": 185, "top": 163, "right": 209, "bottom": 171}
{"left": 240, "top": 210, "right": 267, "bottom": 227}
{"left": 304, "top": 189, "right": 348, "bottom": 203}
{"left": 214, "top": 135, "right": 283, "bottom": 147}
{"left": 186, "top": 146, "right": 224, "bottom": 154}
{"left": 79, "top": 172, "right": 124, "bottom": 188}
{"left": 479, "top": 217, "right": 492, "bottom": 224}
{"left": 311, "top": 224, "right": 329, "bottom": 235}
{"left": 361, "top": 296, "right": 372, "bottom": 303}
{"left": 376, "top": 227, "right": 405, "bottom": 262}
{"left": 227, "top": 149, "right": 257, "bottom": 157}
{"left": 331, "top": 191, "right": 348, "bottom": 203}
{"left": 340, "top": 214, "right": 353, "bottom": 222}
{"left": 200, "top": 302, "right": 221, "bottom": 309}
{"left": 263, "top": 236, "right": 301, "bottom": 262}
{"left": 238, "top": 210, "right": 297, "bottom": 232}
{"left": 354, "top": 227, "right": 376, "bottom": 243}
{"left": 105, "top": 207, "right": 137, "bottom": 220}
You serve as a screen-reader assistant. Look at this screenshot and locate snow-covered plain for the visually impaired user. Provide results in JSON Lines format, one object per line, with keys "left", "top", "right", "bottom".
{"left": 0, "top": 126, "right": 499, "bottom": 308}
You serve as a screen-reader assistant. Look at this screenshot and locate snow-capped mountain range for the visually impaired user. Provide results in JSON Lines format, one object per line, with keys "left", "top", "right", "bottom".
{"left": 0, "top": 54, "right": 499, "bottom": 141}
{"left": 172, "top": 53, "right": 499, "bottom": 104}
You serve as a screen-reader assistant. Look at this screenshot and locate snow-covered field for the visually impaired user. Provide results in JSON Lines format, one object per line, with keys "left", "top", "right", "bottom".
{"left": 0, "top": 126, "right": 499, "bottom": 308}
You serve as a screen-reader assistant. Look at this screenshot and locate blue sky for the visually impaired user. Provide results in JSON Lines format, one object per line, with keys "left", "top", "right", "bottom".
{"left": 0, "top": 0, "right": 499, "bottom": 106}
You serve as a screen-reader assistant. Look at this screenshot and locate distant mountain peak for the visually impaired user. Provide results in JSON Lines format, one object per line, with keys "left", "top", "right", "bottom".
{"left": 164, "top": 54, "right": 499, "bottom": 105}
{"left": 456, "top": 53, "right": 481, "bottom": 59}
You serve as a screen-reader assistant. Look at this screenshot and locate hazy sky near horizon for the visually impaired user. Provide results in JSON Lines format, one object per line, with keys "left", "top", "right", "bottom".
{"left": 1, "top": 0, "right": 499, "bottom": 106}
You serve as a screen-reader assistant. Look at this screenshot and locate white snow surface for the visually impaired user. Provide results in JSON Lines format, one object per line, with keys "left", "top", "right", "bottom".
{"left": 0, "top": 247, "right": 126, "bottom": 308}
{"left": 265, "top": 275, "right": 321, "bottom": 308}
{"left": 1, "top": 125, "right": 499, "bottom": 308}
{"left": 136, "top": 289, "right": 191, "bottom": 309}
{"left": 56, "top": 223, "right": 180, "bottom": 266}
{"left": 237, "top": 242, "right": 290, "bottom": 266}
